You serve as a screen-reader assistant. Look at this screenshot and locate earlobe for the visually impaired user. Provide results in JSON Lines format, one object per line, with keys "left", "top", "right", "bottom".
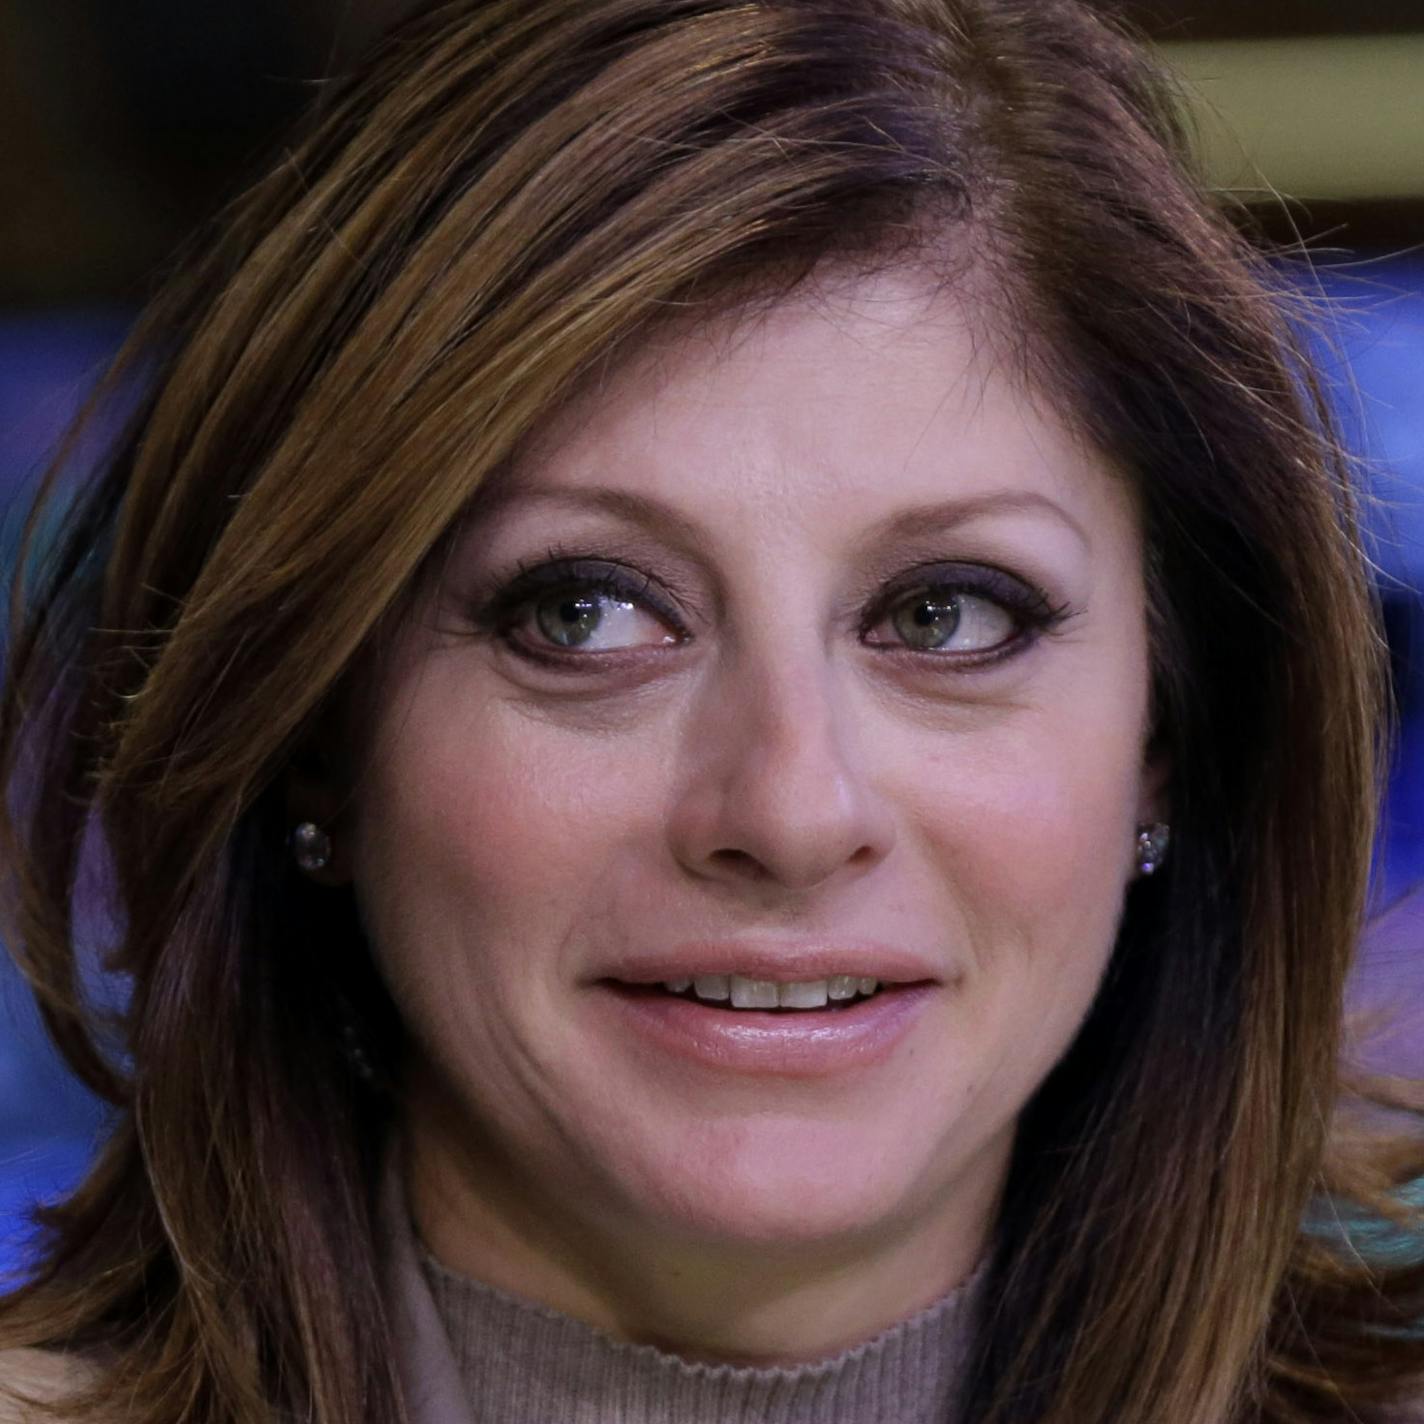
{"left": 1133, "top": 749, "right": 1172, "bottom": 879}
{"left": 284, "top": 751, "right": 354, "bottom": 886}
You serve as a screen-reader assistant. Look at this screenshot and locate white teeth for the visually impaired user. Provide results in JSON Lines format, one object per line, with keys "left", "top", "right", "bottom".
{"left": 667, "top": 974, "right": 883, "bottom": 1009}
{"left": 730, "top": 976, "right": 779, "bottom": 1009}
{"left": 778, "top": 980, "right": 829, "bottom": 1009}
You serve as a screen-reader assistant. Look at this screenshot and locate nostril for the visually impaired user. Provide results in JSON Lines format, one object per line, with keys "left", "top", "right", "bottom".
{"left": 667, "top": 764, "right": 896, "bottom": 891}
{"left": 707, "top": 848, "right": 766, "bottom": 878}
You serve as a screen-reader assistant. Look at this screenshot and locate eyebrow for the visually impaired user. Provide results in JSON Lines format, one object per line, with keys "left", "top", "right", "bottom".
{"left": 474, "top": 484, "right": 708, "bottom": 557}
{"left": 479, "top": 484, "right": 1091, "bottom": 555}
{"left": 867, "top": 491, "right": 1092, "bottom": 552}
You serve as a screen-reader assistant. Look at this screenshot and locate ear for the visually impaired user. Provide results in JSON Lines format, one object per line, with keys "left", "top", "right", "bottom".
{"left": 284, "top": 738, "right": 354, "bottom": 887}
{"left": 1137, "top": 744, "right": 1171, "bottom": 827}
{"left": 1128, "top": 742, "right": 1173, "bottom": 880}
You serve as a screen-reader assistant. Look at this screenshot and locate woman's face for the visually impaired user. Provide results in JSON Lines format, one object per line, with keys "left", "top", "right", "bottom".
{"left": 346, "top": 269, "right": 1158, "bottom": 1293}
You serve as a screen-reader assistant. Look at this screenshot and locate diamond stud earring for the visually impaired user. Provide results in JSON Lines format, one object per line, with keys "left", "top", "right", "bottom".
{"left": 291, "top": 821, "right": 332, "bottom": 873}
{"left": 1135, "top": 822, "right": 1171, "bottom": 876}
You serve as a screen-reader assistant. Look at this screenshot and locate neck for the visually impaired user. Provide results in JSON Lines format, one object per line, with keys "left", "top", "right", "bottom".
{"left": 402, "top": 1082, "right": 1004, "bottom": 1366}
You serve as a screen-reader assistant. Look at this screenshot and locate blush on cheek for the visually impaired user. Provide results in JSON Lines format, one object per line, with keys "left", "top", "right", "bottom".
{"left": 918, "top": 761, "right": 1129, "bottom": 902}
{"left": 355, "top": 681, "right": 674, "bottom": 1025}
{"left": 371, "top": 709, "right": 578, "bottom": 882}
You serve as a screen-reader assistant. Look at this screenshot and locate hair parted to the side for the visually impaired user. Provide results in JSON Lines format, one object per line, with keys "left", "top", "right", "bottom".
{"left": 3, "top": 1, "right": 1421, "bottom": 1420}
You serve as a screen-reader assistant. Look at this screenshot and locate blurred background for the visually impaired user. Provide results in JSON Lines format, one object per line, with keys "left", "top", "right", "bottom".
{"left": 1, "top": 0, "right": 1422, "bottom": 1280}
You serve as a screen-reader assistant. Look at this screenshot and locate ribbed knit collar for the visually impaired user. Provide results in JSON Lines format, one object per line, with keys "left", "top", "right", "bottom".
{"left": 421, "top": 1248, "right": 981, "bottom": 1424}
{"left": 380, "top": 1151, "right": 984, "bottom": 1424}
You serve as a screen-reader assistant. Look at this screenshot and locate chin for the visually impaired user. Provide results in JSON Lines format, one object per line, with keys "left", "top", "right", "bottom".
{"left": 612, "top": 1117, "right": 934, "bottom": 1253}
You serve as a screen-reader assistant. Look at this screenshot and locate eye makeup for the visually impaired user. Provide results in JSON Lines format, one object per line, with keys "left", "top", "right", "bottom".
{"left": 464, "top": 544, "right": 1075, "bottom": 674}
{"left": 858, "top": 560, "right": 1074, "bottom": 668}
{"left": 471, "top": 553, "right": 691, "bottom": 637}
{"left": 462, "top": 548, "right": 692, "bottom": 672}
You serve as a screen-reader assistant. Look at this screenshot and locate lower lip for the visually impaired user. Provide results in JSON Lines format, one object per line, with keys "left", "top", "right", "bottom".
{"left": 597, "top": 983, "right": 936, "bottom": 1078}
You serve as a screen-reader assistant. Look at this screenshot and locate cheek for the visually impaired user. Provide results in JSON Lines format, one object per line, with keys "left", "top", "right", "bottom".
{"left": 894, "top": 678, "right": 1147, "bottom": 1019}
{"left": 350, "top": 673, "right": 667, "bottom": 964}
{"left": 911, "top": 729, "right": 1137, "bottom": 898}
{"left": 979, "top": 759, "right": 1129, "bottom": 912}
{"left": 877, "top": 724, "right": 1141, "bottom": 1155}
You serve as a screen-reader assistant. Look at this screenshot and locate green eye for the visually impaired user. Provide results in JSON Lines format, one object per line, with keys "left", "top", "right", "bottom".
{"left": 536, "top": 593, "right": 605, "bottom": 647}
{"left": 881, "top": 590, "right": 1018, "bottom": 654}
{"left": 892, "top": 596, "right": 962, "bottom": 650}
{"left": 481, "top": 557, "right": 688, "bottom": 662}
{"left": 522, "top": 585, "right": 678, "bottom": 653}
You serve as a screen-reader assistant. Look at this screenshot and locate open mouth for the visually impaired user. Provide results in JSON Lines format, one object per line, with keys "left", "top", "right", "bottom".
{"left": 608, "top": 975, "right": 899, "bottom": 1012}
{"left": 599, "top": 972, "right": 936, "bottom": 1074}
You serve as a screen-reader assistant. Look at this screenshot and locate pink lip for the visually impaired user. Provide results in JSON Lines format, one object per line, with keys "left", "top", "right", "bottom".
{"left": 596, "top": 940, "right": 942, "bottom": 987}
{"left": 597, "top": 982, "right": 937, "bottom": 1078}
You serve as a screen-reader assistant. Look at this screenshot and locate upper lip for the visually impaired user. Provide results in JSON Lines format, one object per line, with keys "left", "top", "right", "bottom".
{"left": 596, "top": 940, "right": 943, "bottom": 987}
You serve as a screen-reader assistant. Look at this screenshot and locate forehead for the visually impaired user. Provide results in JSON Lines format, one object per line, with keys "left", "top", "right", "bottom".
{"left": 493, "top": 267, "right": 1134, "bottom": 557}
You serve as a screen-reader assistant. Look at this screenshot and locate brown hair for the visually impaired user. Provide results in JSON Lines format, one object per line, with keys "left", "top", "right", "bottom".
{"left": 3, "top": 1, "right": 1422, "bottom": 1420}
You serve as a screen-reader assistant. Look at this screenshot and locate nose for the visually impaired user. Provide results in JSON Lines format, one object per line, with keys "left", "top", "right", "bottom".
{"left": 665, "top": 649, "right": 897, "bottom": 893}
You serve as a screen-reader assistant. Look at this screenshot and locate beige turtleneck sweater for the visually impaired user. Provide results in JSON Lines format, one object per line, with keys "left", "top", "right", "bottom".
{"left": 382, "top": 1159, "right": 985, "bottom": 1424}
{"left": 418, "top": 1250, "right": 981, "bottom": 1424}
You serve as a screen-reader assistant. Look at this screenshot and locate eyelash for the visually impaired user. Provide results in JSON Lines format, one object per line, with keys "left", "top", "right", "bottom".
{"left": 472, "top": 553, "right": 688, "bottom": 653}
{"left": 860, "top": 564, "right": 1071, "bottom": 663}
{"left": 470, "top": 550, "right": 1071, "bottom": 671}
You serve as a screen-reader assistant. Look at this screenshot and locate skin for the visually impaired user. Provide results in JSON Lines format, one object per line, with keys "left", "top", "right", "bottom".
{"left": 321, "top": 268, "right": 1163, "bottom": 1366}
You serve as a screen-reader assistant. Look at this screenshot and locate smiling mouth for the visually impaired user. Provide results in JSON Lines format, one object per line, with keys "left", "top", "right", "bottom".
{"left": 601, "top": 974, "right": 936, "bottom": 1074}
{"left": 611, "top": 974, "right": 893, "bottom": 1011}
